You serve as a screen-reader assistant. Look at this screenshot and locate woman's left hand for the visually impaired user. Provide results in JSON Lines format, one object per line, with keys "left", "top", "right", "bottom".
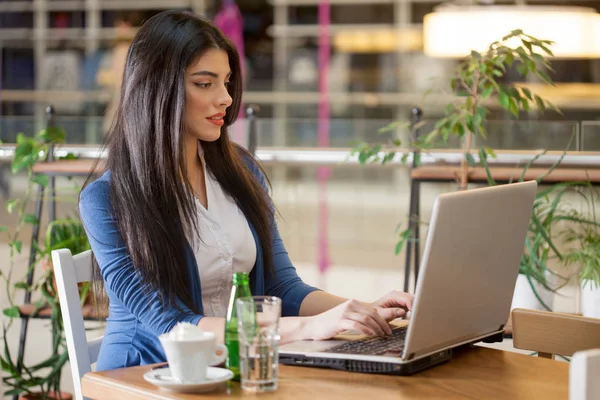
{"left": 370, "top": 290, "right": 414, "bottom": 321}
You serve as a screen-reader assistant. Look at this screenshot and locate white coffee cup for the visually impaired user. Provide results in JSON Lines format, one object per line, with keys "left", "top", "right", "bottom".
{"left": 159, "top": 323, "right": 228, "bottom": 383}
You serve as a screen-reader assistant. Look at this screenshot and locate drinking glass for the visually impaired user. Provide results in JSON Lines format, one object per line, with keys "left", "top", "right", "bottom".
{"left": 236, "top": 296, "right": 281, "bottom": 392}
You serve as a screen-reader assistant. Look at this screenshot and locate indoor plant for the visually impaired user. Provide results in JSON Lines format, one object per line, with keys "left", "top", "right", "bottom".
{"left": 561, "top": 188, "right": 600, "bottom": 318}
{"left": 351, "top": 29, "right": 597, "bottom": 310}
{"left": 0, "top": 127, "right": 90, "bottom": 399}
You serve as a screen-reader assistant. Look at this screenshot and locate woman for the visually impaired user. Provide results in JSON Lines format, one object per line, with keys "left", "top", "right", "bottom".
{"left": 79, "top": 10, "right": 413, "bottom": 371}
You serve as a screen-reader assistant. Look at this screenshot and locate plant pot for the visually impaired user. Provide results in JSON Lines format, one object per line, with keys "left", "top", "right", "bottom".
{"left": 19, "top": 391, "right": 73, "bottom": 400}
{"left": 510, "top": 273, "right": 555, "bottom": 311}
{"left": 581, "top": 281, "right": 600, "bottom": 318}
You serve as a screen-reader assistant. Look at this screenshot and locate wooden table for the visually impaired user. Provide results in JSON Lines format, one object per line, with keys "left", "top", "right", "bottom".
{"left": 82, "top": 346, "right": 568, "bottom": 399}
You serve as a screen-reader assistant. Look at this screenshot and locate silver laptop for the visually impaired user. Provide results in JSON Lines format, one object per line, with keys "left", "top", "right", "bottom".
{"left": 279, "top": 180, "right": 538, "bottom": 375}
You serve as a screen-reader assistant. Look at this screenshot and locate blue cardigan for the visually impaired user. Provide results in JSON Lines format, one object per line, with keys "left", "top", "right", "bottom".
{"left": 79, "top": 158, "right": 319, "bottom": 371}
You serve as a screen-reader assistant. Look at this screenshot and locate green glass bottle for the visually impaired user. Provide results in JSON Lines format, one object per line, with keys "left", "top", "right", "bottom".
{"left": 224, "top": 272, "right": 252, "bottom": 381}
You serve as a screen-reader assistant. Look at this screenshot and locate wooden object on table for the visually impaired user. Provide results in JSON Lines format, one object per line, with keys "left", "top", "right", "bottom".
{"left": 512, "top": 308, "right": 600, "bottom": 359}
{"left": 82, "top": 346, "right": 568, "bottom": 400}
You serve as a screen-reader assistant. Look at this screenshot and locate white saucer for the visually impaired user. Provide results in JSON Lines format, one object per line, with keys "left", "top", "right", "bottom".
{"left": 143, "top": 366, "right": 234, "bottom": 393}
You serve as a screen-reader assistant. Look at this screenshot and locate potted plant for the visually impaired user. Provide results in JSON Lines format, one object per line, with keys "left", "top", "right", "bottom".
{"left": 350, "top": 29, "right": 596, "bottom": 311}
{"left": 1, "top": 126, "right": 90, "bottom": 399}
{"left": 561, "top": 189, "right": 600, "bottom": 318}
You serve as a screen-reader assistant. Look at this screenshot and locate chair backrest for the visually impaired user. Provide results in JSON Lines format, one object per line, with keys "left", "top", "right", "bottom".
{"left": 512, "top": 308, "right": 600, "bottom": 359}
{"left": 52, "top": 248, "right": 103, "bottom": 400}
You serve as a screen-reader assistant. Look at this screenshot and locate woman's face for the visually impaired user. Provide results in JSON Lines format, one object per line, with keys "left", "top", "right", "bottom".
{"left": 184, "top": 48, "right": 233, "bottom": 142}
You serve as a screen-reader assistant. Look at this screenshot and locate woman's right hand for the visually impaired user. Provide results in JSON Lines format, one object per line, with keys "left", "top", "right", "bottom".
{"left": 304, "top": 299, "right": 393, "bottom": 341}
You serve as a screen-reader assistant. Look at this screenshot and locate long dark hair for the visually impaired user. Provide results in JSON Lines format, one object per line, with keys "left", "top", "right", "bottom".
{"left": 84, "top": 10, "right": 274, "bottom": 313}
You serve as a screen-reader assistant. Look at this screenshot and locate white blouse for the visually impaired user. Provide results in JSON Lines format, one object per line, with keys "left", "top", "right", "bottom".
{"left": 189, "top": 145, "right": 257, "bottom": 317}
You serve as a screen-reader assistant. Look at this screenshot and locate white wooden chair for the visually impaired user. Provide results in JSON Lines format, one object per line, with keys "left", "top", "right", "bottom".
{"left": 52, "top": 249, "right": 103, "bottom": 400}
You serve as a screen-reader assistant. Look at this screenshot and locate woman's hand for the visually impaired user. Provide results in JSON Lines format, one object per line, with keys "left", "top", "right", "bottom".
{"left": 371, "top": 290, "right": 414, "bottom": 321}
{"left": 303, "top": 299, "right": 393, "bottom": 341}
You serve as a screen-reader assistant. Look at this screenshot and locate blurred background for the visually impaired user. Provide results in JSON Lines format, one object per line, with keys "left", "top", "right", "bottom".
{"left": 2, "top": 1, "right": 600, "bottom": 396}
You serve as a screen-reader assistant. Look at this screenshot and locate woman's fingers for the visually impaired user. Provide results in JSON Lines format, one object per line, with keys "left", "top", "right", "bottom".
{"left": 345, "top": 312, "right": 386, "bottom": 336}
{"left": 344, "top": 302, "right": 392, "bottom": 336}
{"left": 339, "top": 319, "right": 376, "bottom": 337}
{"left": 376, "top": 307, "right": 407, "bottom": 321}
{"left": 368, "top": 307, "right": 393, "bottom": 335}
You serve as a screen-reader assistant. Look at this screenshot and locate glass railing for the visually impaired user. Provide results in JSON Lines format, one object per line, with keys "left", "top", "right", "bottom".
{"left": 0, "top": 116, "right": 590, "bottom": 150}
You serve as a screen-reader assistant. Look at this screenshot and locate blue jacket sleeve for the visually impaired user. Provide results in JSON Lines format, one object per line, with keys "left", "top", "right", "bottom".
{"left": 248, "top": 160, "right": 321, "bottom": 317}
{"left": 78, "top": 178, "right": 202, "bottom": 336}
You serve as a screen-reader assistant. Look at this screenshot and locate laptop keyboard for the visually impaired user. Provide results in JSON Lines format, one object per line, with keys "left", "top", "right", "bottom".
{"left": 325, "top": 326, "right": 408, "bottom": 356}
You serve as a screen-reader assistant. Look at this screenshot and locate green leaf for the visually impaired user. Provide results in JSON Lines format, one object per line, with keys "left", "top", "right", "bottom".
{"left": 450, "top": 78, "right": 459, "bottom": 92}
{"left": 357, "top": 151, "right": 370, "bottom": 165}
{"left": 3, "top": 306, "right": 20, "bottom": 319}
{"left": 494, "top": 56, "right": 507, "bottom": 71}
{"left": 521, "top": 98, "right": 530, "bottom": 112}
{"left": 474, "top": 106, "right": 486, "bottom": 127}
{"left": 445, "top": 103, "right": 453, "bottom": 115}
{"left": 465, "top": 153, "right": 476, "bottom": 167}
{"left": 453, "top": 121, "right": 465, "bottom": 136}
{"left": 521, "top": 39, "right": 533, "bottom": 53}
{"left": 465, "top": 116, "right": 475, "bottom": 134}
{"left": 479, "top": 148, "right": 497, "bottom": 186}
{"left": 522, "top": 87, "right": 533, "bottom": 100}
{"left": 534, "top": 95, "right": 546, "bottom": 111}
{"left": 401, "top": 153, "right": 409, "bottom": 164}
{"left": 526, "top": 59, "right": 536, "bottom": 74}
{"left": 13, "top": 282, "right": 29, "bottom": 290}
{"left": 6, "top": 199, "right": 18, "bottom": 214}
{"left": 506, "top": 52, "right": 514, "bottom": 66}
{"left": 502, "top": 30, "right": 522, "bottom": 41}
{"left": 509, "top": 98, "right": 519, "bottom": 117}
{"left": 484, "top": 146, "right": 496, "bottom": 158}
{"left": 9, "top": 240, "right": 22, "bottom": 253}
{"left": 546, "top": 100, "right": 562, "bottom": 115}
{"left": 37, "top": 126, "right": 66, "bottom": 144}
{"left": 11, "top": 136, "right": 41, "bottom": 174}
{"left": 23, "top": 214, "right": 39, "bottom": 225}
{"left": 0, "top": 226, "right": 7, "bottom": 232}
{"left": 478, "top": 124, "right": 487, "bottom": 138}
{"left": 539, "top": 43, "right": 554, "bottom": 56}
{"left": 509, "top": 86, "right": 522, "bottom": 100}
{"left": 395, "top": 229, "right": 412, "bottom": 255}
{"left": 4, "top": 388, "right": 25, "bottom": 397}
{"left": 481, "top": 86, "right": 494, "bottom": 99}
{"left": 413, "top": 153, "right": 421, "bottom": 167}
{"left": 1, "top": 356, "right": 15, "bottom": 375}
{"left": 434, "top": 117, "right": 449, "bottom": 130}
{"left": 471, "top": 50, "right": 482, "bottom": 59}
{"left": 31, "top": 174, "right": 49, "bottom": 187}
{"left": 498, "top": 91, "right": 510, "bottom": 110}
{"left": 537, "top": 70, "right": 555, "bottom": 86}
{"left": 395, "top": 241, "right": 404, "bottom": 256}
{"left": 59, "top": 152, "right": 78, "bottom": 161}
{"left": 382, "top": 152, "right": 396, "bottom": 164}
{"left": 532, "top": 53, "right": 546, "bottom": 64}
